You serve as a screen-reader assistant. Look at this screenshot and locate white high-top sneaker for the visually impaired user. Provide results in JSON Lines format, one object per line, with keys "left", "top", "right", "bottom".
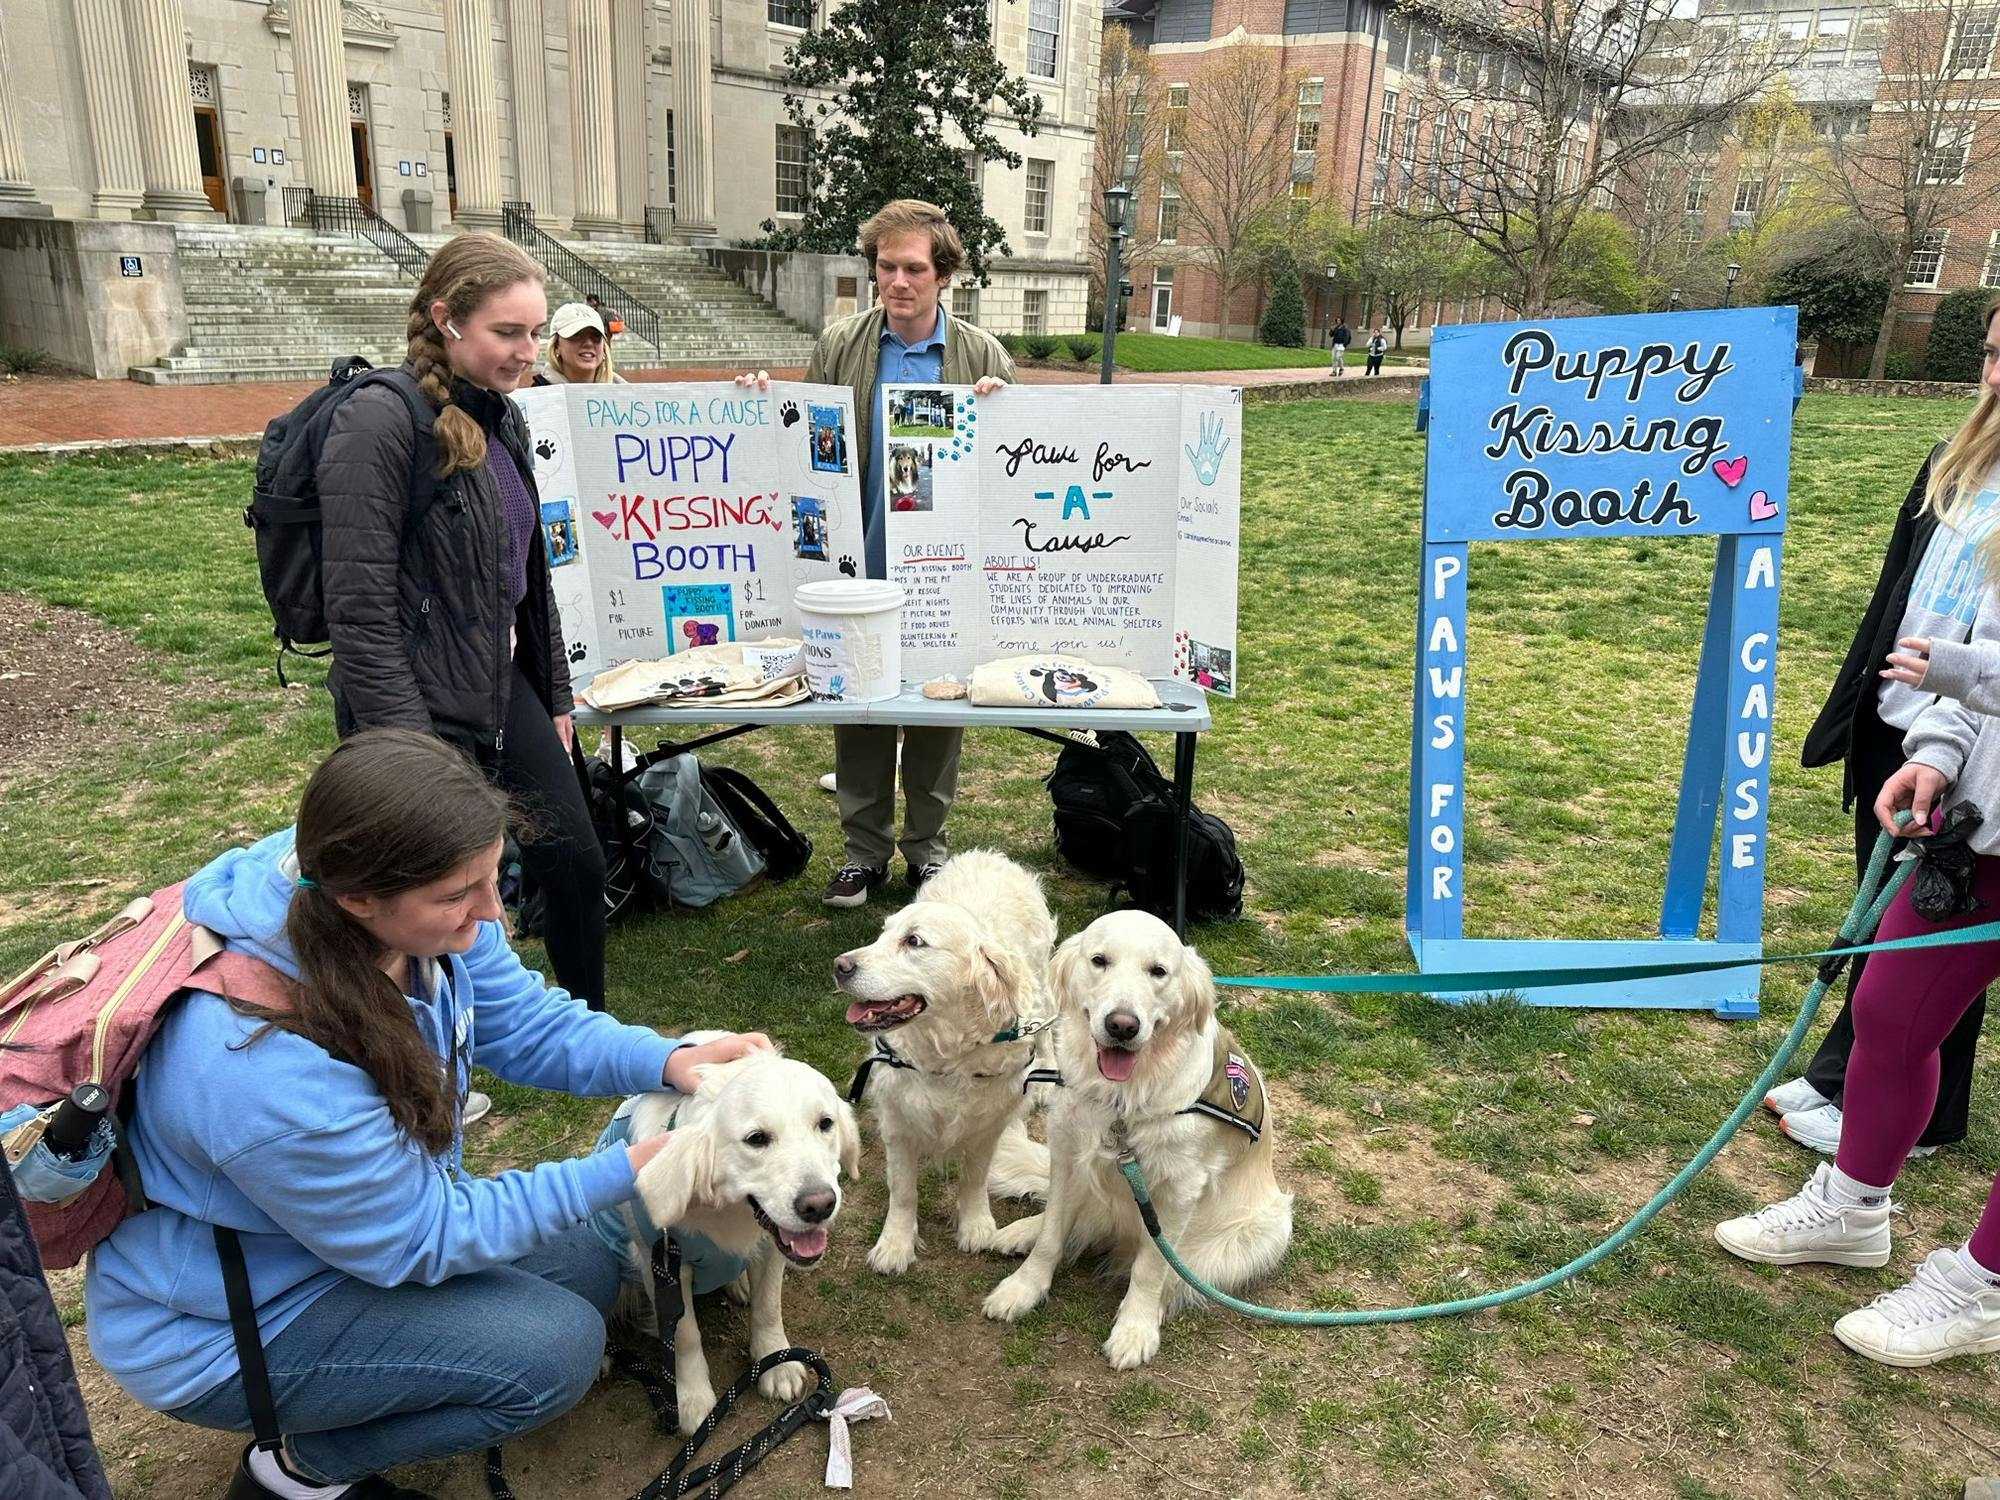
{"left": 1714, "top": 1162, "right": 1892, "bottom": 1267}
{"left": 1834, "top": 1247, "right": 2000, "bottom": 1367}
{"left": 1779, "top": 1103, "right": 1937, "bottom": 1159}
{"left": 1763, "top": 1077, "right": 1829, "bottom": 1117}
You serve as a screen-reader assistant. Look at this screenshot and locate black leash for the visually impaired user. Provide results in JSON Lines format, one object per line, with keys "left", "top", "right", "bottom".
{"left": 484, "top": 1236, "right": 836, "bottom": 1500}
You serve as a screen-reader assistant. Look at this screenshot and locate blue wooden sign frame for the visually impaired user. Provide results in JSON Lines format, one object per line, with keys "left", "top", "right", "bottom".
{"left": 1407, "top": 306, "right": 1802, "bottom": 1016}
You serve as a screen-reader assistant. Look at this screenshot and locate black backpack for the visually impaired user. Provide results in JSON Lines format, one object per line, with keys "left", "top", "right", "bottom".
{"left": 516, "top": 747, "right": 659, "bottom": 940}
{"left": 243, "top": 357, "right": 437, "bottom": 678}
{"left": 699, "top": 764, "right": 813, "bottom": 883}
{"left": 1046, "top": 731, "right": 1244, "bottom": 923}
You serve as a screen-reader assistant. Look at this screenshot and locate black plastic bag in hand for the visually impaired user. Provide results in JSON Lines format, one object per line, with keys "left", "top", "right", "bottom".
{"left": 1911, "top": 801, "right": 1985, "bottom": 922}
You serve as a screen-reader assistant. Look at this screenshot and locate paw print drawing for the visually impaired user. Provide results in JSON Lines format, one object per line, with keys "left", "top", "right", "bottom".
{"left": 838, "top": 555, "right": 857, "bottom": 577}
{"left": 534, "top": 435, "right": 558, "bottom": 462}
{"left": 780, "top": 400, "right": 801, "bottom": 427}
{"left": 1185, "top": 412, "right": 1231, "bottom": 486}
{"left": 567, "top": 641, "right": 587, "bottom": 664}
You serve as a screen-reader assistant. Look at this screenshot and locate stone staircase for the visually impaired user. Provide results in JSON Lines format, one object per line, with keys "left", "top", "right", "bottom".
{"left": 132, "top": 224, "right": 818, "bottom": 385}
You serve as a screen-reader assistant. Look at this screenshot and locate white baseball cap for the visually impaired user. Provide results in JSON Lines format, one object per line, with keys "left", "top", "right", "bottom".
{"left": 550, "top": 302, "right": 606, "bottom": 339}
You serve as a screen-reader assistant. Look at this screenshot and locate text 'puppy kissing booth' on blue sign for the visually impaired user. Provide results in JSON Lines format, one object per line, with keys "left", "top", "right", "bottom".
{"left": 1409, "top": 306, "right": 1802, "bottom": 1016}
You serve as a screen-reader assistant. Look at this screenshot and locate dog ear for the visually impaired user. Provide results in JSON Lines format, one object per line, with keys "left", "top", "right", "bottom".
{"left": 634, "top": 1126, "right": 717, "bottom": 1228}
{"left": 1048, "top": 931, "right": 1085, "bottom": 1008}
{"left": 1172, "top": 938, "right": 1216, "bottom": 1030}
{"left": 836, "top": 1100, "right": 863, "bottom": 1181}
{"left": 970, "top": 940, "right": 1031, "bottom": 1029}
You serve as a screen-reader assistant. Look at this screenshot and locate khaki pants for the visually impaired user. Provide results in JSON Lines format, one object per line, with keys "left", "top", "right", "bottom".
{"left": 833, "top": 724, "right": 963, "bottom": 869}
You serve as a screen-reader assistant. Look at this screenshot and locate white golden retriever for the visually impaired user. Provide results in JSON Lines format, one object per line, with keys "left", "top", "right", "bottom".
{"left": 835, "top": 849, "right": 1056, "bottom": 1273}
{"left": 623, "top": 1041, "right": 861, "bottom": 1431}
{"left": 982, "top": 910, "right": 1293, "bottom": 1369}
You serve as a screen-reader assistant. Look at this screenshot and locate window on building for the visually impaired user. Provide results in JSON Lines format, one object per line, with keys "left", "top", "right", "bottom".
{"left": 1952, "top": 10, "right": 1998, "bottom": 70}
{"left": 1812, "top": 7, "right": 1852, "bottom": 62}
{"left": 1022, "top": 289, "right": 1047, "bottom": 335}
{"left": 1157, "top": 180, "right": 1180, "bottom": 240}
{"left": 1984, "top": 230, "right": 2000, "bottom": 288}
{"left": 1908, "top": 228, "right": 1948, "bottom": 285}
{"left": 1686, "top": 166, "right": 1711, "bottom": 211}
{"left": 767, "top": 0, "right": 811, "bottom": 27}
{"left": 1678, "top": 220, "right": 1704, "bottom": 247}
{"left": 1376, "top": 89, "right": 1398, "bottom": 163}
{"left": 1023, "top": 158, "right": 1051, "bottom": 234}
{"left": 1732, "top": 173, "right": 1764, "bottom": 213}
{"left": 1295, "top": 80, "right": 1322, "bottom": 153}
{"left": 951, "top": 284, "right": 980, "bottom": 323}
{"left": 665, "top": 110, "right": 676, "bottom": 213}
{"left": 1773, "top": 9, "right": 1812, "bottom": 51}
{"left": 1153, "top": 0, "right": 1214, "bottom": 43}
{"left": 1290, "top": 179, "right": 1313, "bottom": 219}
{"left": 1283, "top": 0, "right": 1346, "bottom": 34}
{"left": 1027, "top": 0, "right": 1060, "bottom": 79}
{"left": 1385, "top": 14, "right": 1410, "bottom": 69}
{"left": 774, "top": 125, "right": 808, "bottom": 216}
{"left": 1774, "top": 169, "right": 1799, "bottom": 203}
{"left": 1922, "top": 127, "right": 1971, "bottom": 182}
{"left": 1164, "top": 84, "right": 1188, "bottom": 153}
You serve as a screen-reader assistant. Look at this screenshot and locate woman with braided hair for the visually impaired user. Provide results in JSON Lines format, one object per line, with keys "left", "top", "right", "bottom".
{"left": 316, "top": 233, "right": 608, "bottom": 1021}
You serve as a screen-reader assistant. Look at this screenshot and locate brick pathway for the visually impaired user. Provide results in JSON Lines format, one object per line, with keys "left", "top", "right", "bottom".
{"left": 0, "top": 361, "right": 1423, "bottom": 451}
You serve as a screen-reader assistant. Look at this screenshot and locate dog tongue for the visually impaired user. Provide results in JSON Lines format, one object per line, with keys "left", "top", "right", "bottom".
{"left": 844, "top": 1000, "right": 874, "bottom": 1025}
{"left": 781, "top": 1225, "right": 829, "bottom": 1260}
{"left": 1097, "top": 1045, "right": 1138, "bottom": 1082}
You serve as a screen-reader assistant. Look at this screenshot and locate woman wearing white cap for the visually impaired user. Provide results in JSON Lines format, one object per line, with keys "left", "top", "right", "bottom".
{"left": 534, "top": 303, "right": 626, "bottom": 385}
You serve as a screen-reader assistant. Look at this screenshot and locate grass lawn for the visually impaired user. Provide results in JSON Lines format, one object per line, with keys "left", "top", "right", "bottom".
{"left": 1105, "top": 331, "right": 1420, "bottom": 373}
{"left": 5, "top": 393, "right": 1999, "bottom": 1499}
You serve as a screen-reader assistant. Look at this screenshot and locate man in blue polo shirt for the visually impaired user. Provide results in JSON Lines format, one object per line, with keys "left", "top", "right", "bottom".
{"left": 745, "top": 200, "right": 1016, "bottom": 906}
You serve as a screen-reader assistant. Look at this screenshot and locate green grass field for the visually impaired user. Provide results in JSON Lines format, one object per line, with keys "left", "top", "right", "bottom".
{"left": 4, "top": 394, "right": 1998, "bottom": 1499}
{"left": 1104, "top": 332, "right": 1419, "bottom": 373}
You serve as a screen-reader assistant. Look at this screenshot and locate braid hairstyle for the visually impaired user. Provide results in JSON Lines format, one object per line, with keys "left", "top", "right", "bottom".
{"left": 405, "top": 231, "right": 544, "bottom": 476}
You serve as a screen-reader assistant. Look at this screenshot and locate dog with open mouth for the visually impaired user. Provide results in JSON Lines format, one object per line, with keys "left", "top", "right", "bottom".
{"left": 982, "top": 910, "right": 1293, "bottom": 1369}
{"left": 611, "top": 1039, "right": 860, "bottom": 1432}
{"left": 836, "top": 849, "right": 1056, "bottom": 1273}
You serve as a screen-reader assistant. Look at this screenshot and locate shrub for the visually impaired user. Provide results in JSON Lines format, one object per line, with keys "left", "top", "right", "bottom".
{"left": 1257, "top": 268, "right": 1307, "bottom": 347}
{"left": 1024, "top": 333, "right": 1059, "bottom": 359}
{"left": 0, "top": 346, "right": 50, "bottom": 375}
{"left": 1925, "top": 288, "right": 1993, "bottom": 383}
{"left": 1064, "top": 334, "right": 1100, "bottom": 362}
{"left": 1882, "top": 350, "right": 1915, "bottom": 380}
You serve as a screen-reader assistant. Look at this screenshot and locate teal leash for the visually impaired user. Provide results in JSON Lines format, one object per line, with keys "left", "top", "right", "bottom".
{"left": 1119, "top": 824, "right": 1931, "bottom": 1326}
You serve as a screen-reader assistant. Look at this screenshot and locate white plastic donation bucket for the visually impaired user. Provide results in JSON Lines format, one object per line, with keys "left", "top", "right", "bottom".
{"left": 794, "top": 579, "right": 906, "bottom": 703}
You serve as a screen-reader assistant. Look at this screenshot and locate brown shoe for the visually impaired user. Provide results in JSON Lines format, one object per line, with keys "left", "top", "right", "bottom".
{"left": 822, "top": 862, "right": 886, "bottom": 908}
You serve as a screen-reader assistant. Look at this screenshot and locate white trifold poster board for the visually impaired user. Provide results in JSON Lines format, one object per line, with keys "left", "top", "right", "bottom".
{"left": 881, "top": 382, "right": 1243, "bottom": 695}
{"left": 513, "top": 381, "right": 863, "bottom": 681}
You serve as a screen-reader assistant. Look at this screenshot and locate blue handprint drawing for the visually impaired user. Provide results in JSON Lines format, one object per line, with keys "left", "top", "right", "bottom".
{"left": 1185, "top": 412, "right": 1231, "bottom": 486}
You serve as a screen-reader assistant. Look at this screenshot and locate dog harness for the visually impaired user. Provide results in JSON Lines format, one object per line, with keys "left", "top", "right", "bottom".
{"left": 845, "top": 1015, "right": 1055, "bottom": 1104}
{"left": 589, "top": 1098, "right": 749, "bottom": 1297}
{"left": 1022, "top": 1027, "right": 1267, "bottom": 1144}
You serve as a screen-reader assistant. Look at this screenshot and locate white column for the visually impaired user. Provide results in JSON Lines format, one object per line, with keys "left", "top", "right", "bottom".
{"left": 0, "top": 7, "right": 42, "bottom": 214}
{"left": 73, "top": 0, "right": 146, "bottom": 217}
{"left": 671, "top": 0, "right": 714, "bottom": 237}
{"left": 610, "top": 0, "right": 646, "bottom": 234}
{"left": 124, "top": 0, "right": 216, "bottom": 219}
{"left": 445, "top": 0, "right": 504, "bottom": 226}
{"left": 505, "top": 0, "right": 553, "bottom": 222}
{"left": 566, "top": 0, "right": 620, "bottom": 237}
{"left": 292, "top": 0, "right": 358, "bottom": 198}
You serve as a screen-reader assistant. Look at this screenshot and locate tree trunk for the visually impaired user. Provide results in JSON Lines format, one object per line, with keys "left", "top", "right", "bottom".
{"left": 1867, "top": 283, "right": 1899, "bottom": 381}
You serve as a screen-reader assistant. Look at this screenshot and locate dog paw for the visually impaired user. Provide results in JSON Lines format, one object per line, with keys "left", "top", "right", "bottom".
{"left": 724, "top": 1270, "right": 751, "bottom": 1306}
{"left": 956, "top": 1218, "right": 1002, "bottom": 1256}
{"left": 982, "top": 1271, "right": 1046, "bottom": 1323}
{"left": 676, "top": 1378, "right": 719, "bottom": 1435}
{"left": 989, "top": 1214, "right": 1043, "bottom": 1258}
{"left": 758, "top": 1358, "right": 810, "bottom": 1405}
{"left": 866, "top": 1230, "right": 918, "bottom": 1276}
{"left": 1102, "top": 1318, "right": 1160, "bottom": 1370}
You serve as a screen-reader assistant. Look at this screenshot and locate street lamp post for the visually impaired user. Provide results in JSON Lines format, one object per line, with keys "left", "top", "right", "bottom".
{"left": 1100, "top": 183, "right": 1132, "bottom": 385}
{"left": 1723, "top": 261, "right": 1742, "bottom": 308}
{"left": 1324, "top": 260, "right": 1339, "bottom": 372}
{"left": 1668, "top": 287, "right": 1682, "bottom": 312}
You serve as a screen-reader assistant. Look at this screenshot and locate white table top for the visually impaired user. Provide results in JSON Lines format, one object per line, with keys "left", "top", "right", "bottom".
{"left": 572, "top": 677, "right": 1214, "bottom": 734}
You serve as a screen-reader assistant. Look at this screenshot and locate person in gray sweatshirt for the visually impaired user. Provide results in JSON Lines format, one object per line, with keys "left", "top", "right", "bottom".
{"left": 1713, "top": 296, "right": 2000, "bottom": 1369}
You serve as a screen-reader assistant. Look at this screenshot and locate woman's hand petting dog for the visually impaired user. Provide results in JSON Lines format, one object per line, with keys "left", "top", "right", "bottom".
{"left": 663, "top": 1031, "right": 773, "bottom": 1093}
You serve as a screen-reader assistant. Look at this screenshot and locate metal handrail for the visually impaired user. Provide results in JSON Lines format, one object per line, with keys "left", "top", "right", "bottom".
{"left": 305, "top": 191, "right": 429, "bottom": 282}
{"left": 500, "top": 202, "right": 663, "bottom": 352}
{"left": 282, "top": 185, "right": 312, "bottom": 227}
{"left": 645, "top": 207, "right": 673, "bottom": 245}
{"left": 503, "top": 199, "right": 534, "bottom": 222}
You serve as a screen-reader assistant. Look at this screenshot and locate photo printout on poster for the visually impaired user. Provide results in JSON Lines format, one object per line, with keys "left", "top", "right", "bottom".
{"left": 513, "top": 381, "right": 863, "bottom": 680}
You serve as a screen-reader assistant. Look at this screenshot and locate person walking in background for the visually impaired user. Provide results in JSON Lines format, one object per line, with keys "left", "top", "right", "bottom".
{"left": 1330, "top": 319, "right": 1350, "bottom": 377}
{"left": 1365, "top": 330, "right": 1388, "bottom": 376}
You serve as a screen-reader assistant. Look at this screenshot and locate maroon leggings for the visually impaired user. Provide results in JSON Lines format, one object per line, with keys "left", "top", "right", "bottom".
{"left": 1837, "top": 855, "right": 2000, "bottom": 1264}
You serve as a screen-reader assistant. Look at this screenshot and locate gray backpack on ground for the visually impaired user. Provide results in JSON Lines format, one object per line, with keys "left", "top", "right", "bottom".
{"left": 634, "top": 752, "right": 767, "bottom": 907}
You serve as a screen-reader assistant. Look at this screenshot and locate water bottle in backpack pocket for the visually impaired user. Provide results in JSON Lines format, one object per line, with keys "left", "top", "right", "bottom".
{"left": 634, "top": 752, "right": 767, "bottom": 907}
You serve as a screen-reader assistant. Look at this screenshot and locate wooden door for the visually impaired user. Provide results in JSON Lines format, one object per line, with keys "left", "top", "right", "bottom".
{"left": 351, "top": 121, "right": 374, "bottom": 213}
{"left": 192, "top": 106, "right": 227, "bottom": 216}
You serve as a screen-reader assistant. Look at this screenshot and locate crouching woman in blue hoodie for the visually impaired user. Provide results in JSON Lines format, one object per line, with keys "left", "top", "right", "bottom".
{"left": 84, "top": 729, "right": 768, "bottom": 1500}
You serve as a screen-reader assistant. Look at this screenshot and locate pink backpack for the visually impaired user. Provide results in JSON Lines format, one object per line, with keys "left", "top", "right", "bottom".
{"left": 0, "top": 881, "right": 292, "bottom": 1267}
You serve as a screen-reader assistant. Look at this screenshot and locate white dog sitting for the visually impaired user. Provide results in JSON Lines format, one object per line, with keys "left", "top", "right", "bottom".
{"left": 835, "top": 848, "right": 1056, "bottom": 1273}
{"left": 982, "top": 910, "right": 1293, "bottom": 1369}
{"left": 607, "top": 1040, "right": 860, "bottom": 1432}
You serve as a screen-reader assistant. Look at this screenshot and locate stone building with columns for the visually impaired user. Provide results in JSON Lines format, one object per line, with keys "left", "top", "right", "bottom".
{"left": 0, "top": 0, "right": 1096, "bottom": 372}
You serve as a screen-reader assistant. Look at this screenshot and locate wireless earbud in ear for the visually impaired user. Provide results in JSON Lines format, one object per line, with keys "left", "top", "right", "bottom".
{"left": 445, "top": 320, "right": 463, "bottom": 340}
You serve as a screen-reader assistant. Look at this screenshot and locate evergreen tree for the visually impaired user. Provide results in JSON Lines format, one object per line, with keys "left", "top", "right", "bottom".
{"left": 758, "top": 0, "right": 1043, "bottom": 281}
{"left": 1926, "top": 288, "right": 1992, "bottom": 384}
{"left": 1257, "top": 262, "right": 1307, "bottom": 347}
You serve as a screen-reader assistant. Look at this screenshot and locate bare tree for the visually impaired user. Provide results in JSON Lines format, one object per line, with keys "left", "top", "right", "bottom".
{"left": 1174, "top": 46, "right": 1305, "bottom": 341}
{"left": 1090, "top": 24, "right": 1169, "bottom": 303}
{"left": 1354, "top": 209, "right": 1471, "bottom": 343}
{"left": 1386, "top": 0, "right": 1805, "bottom": 315}
{"left": 1821, "top": 0, "right": 2000, "bottom": 377}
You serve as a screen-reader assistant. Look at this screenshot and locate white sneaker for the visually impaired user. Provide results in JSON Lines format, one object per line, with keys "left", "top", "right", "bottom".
{"left": 1780, "top": 1102, "right": 1937, "bottom": 1159}
{"left": 818, "top": 771, "right": 838, "bottom": 793}
{"left": 1764, "top": 1077, "right": 1829, "bottom": 1116}
{"left": 1714, "top": 1162, "right": 1892, "bottom": 1267}
{"left": 463, "top": 1090, "right": 493, "bottom": 1127}
{"left": 1834, "top": 1247, "right": 2000, "bottom": 1366}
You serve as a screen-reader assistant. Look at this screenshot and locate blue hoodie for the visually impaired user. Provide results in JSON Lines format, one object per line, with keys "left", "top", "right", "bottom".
{"left": 84, "top": 829, "right": 681, "bottom": 1412}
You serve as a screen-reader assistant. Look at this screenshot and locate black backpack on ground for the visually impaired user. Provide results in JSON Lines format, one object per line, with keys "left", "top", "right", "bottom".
{"left": 243, "top": 356, "right": 437, "bottom": 679}
{"left": 1046, "top": 730, "right": 1245, "bottom": 923}
{"left": 699, "top": 764, "right": 813, "bottom": 883}
{"left": 516, "top": 747, "right": 658, "bottom": 940}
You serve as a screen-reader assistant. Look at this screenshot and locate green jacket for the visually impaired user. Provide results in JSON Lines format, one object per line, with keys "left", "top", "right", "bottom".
{"left": 802, "top": 303, "right": 1017, "bottom": 480}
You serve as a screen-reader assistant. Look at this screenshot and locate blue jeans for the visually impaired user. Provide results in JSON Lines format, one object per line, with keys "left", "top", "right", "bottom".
{"left": 167, "top": 1224, "right": 622, "bottom": 1484}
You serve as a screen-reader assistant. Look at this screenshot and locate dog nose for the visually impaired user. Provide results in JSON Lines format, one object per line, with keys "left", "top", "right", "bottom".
{"left": 834, "top": 953, "right": 857, "bottom": 979}
{"left": 1104, "top": 1010, "right": 1141, "bottom": 1043}
{"left": 795, "top": 1188, "right": 836, "bottom": 1224}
